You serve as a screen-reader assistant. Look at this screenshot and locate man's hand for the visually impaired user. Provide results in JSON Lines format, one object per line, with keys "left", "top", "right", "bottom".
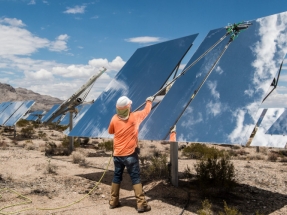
{"left": 170, "top": 125, "right": 176, "bottom": 133}
{"left": 146, "top": 96, "right": 154, "bottom": 102}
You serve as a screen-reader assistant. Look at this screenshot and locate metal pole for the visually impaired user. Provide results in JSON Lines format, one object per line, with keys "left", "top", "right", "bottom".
{"left": 69, "top": 111, "right": 74, "bottom": 151}
{"left": 14, "top": 125, "right": 16, "bottom": 139}
{"left": 170, "top": 141, "right": 178, "bottom": 187}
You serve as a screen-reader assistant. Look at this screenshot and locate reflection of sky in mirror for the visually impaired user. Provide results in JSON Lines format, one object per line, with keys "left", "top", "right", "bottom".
{"left": 0, "top": 101, "right": 24, "bottom": 125}
{"left": 64, "top": 104, "right": 92, "bottom": 135}
{"left": 140, "top": 11, "right": 287, "bottom": 144}
{"left": 69, "top": 35, "right": 198, "bottom": 138}
{"left": 265, "top": 108, "right": 287, "bottom": 135}
{"left": 4, "top": 100, "right": 34, "bottom": 126}
{"left": 0, "top": 102, "right": 11, "bottom": 114}
{"left": 139, "top": 28, "right": 228, "bottom": 140}
{"left": 251, "top": 108, "right": 287, "bottom": 148}
{"left": 26, "top": 110, "right": 46, "bottom": 121}
{"left": 41, "top": 104, "right": 61, "bottom": 123}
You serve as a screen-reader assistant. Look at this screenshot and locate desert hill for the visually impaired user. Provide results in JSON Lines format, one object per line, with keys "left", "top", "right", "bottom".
{"left": 0, "top": 82, "right": 63, "bottom": 111}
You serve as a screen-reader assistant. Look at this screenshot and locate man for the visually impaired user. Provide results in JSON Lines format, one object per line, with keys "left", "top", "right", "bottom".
{"left": 108, "top": 95, "right": 153, "bottom": 213}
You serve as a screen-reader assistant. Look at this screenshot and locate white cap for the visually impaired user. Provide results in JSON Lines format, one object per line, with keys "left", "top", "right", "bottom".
{"left": 116, "top": 96, "right": 132, "bottom": 109}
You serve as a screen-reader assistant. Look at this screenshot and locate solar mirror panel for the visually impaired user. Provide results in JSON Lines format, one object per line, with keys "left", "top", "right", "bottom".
{"left": 68, "top": 34, "right": 198, "bottom": 137}
{"left": 52, "top": 114, "right": 63, "bottom": 123}
{"left": 41, "top": 104, "right": 61, "bottom": 123}
{"left": 251, "top": 108, "right": 287, "bottom": 148}
{"left": 0, "top": 101, "right": 24, "bottom": 125}
{"left": 26, "top": 110, "right": 46, "bottom": 121}
{"left": 64, "top": 104, "right": 92, "bottom": 134}
{"left": 140, "top": 11, "right": 287, "bottom": 144}
{"left": 265, "top": 108, "right": 287, "bottom": 135}
{"left": 4, "top": 100, "right": 35, "bottom": 126}
{"left": 0, "top": 102, "right": 11, "bottom": 114}
{"left": 139, "top": 27, "right": 229, "bottom": 140}
{"left": 59, "top": 112, "right": 70, "bottom": 125}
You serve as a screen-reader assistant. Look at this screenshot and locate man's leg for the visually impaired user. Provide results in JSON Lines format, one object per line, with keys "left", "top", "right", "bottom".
{"left": 109, "top": 156, "right": 125, "bottom": 209}
{"left": 125, "top": 152, "right": 151, "bottom": 213}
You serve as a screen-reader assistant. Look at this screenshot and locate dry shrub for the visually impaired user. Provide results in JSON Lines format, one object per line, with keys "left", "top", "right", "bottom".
{"left": 25, "top": 142, "right": 35, "bottom": 150}
{"left": 16, "top": 119, "right": 30, "bottom": 127}
{"left": 268, "top": 153, "right": 278, "bottom": 162}
{"left": 182, "top": 165, "right": 193, "bottom": 182}
{"left": 72, "top": 151, "right": 86, "bottom": 164}
{"left": 45, "top": 159, "right": 57, "bottom": 174}
{"left": 61, "top": 136, "right": 80, "bottom": 148}
{"left": 280, "top": 157, "right": 287, "bottom": 162}
{"left": 38, "top": 131, "right": 47, "bottom": 139}
{"left": 12, "top": 139, "right": 18, "bottom": 145}
{"left": 45, "top": 141, "right": 71, "bottom": 156}
{"left": 21, "top": 125, "right": 35, "bottom": 138}
{"left": 260, "top": 147, "right": 268, "bottom": 155}
{"left": 248, "top": 155, "right": 264, "bottom": 160}
{"left": 98, "top": 140, "right": 113, "bottom": 151}
{"left": 0, "top": 140, "right": 7, "bottom": 149}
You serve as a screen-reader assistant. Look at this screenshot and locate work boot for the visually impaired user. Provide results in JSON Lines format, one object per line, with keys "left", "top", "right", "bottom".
{"left": 109, "top": 183, "right": 121, "bottom": 209}
{"left": 133, "top": 183, "right": 151, "bottom": 213}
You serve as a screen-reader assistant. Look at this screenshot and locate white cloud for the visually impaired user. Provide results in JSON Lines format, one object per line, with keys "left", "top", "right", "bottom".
{"left": 28, "top": 0, "right": 36, "bottom": 5}
{"left": 24, "top": 69, "right": 54, "bottom": 80}
{"left": 49, "top": 34, "right": 69, "bottom": 52}
{"left": 125, "top": 36, "right": 162, "bottom": 44}
{"left": 0, "top": 18, "right": 25, "bottom": 27}
{"left": 0, "top": 22, "right": 49, "bottom": 56}
{"left": 64, "top": 6, "right": 86, "bottom": 14}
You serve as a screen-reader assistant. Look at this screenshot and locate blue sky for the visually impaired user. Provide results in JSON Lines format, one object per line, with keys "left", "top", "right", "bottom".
{"left": 1, "top": 0, "right": 287, "bottom": 106}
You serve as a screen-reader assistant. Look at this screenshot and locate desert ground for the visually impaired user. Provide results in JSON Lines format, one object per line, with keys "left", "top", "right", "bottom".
{"left": 1, "top": 123, "right": 287, "bottom": 215}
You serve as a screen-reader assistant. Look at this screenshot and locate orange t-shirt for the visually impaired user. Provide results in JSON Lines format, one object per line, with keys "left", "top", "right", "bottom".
{"left": 108, "top": 101, "right": 152, "bottom": 156}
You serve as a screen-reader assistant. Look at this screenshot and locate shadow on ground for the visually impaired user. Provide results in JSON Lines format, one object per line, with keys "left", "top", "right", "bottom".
{"left": 77, "top": 170, "right": 287, "bottom": 215}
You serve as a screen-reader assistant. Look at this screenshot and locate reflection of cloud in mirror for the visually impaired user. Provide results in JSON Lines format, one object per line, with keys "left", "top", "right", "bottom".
{"left": 206, "top": 101, "right": 222, "bottom": 117}
{"left": 228, "top": 13, "right": 287, "bottom": 144}
{"left": 252, "top": 13, "right": 287, "bottom": 94}
{"left": 104, "top": 79, "right": 129, "bottom": 94}
{"left": 251, "top": 108, "right": 287, "bottom": 148}
{"left": 215, "top": 66, "right": 224, "bottom": 75}
{"left": 180, "top": 107, "right": 203, "bottom": 128}
{"left": 228, "top": 109, "right": 252, "bottom": 143}
{"left": 207, "top": 80, "right": 220, "bottom": 99}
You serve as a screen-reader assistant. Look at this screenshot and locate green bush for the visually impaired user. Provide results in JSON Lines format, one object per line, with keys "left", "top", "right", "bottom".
{"left": 16, "top": 119, "right": 30, "bottom": 127}
{"left": 197, "top": 199, "right": 213, "bottom": 215}
{"left": 182, "top": 143, "right": 225, "bottom": 159}
{"left": 141, "top": 154, "right": 169, "bottom": 181}
{"left": 20, "top": 126, "right": 35, "bottom": 138}
{"left": 218, "top": 201, "right": 242, "bottom": 215}
{"left": 194, "top": 157, "right": 235, "bottom": 191}
{"left": 98, "top": 140, "right": 113, "bottom": 151}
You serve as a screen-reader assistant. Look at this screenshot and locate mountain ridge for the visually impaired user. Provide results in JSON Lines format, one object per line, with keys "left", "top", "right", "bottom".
{"left": 0, "top": 82, "right": 63, "bottom": 111}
